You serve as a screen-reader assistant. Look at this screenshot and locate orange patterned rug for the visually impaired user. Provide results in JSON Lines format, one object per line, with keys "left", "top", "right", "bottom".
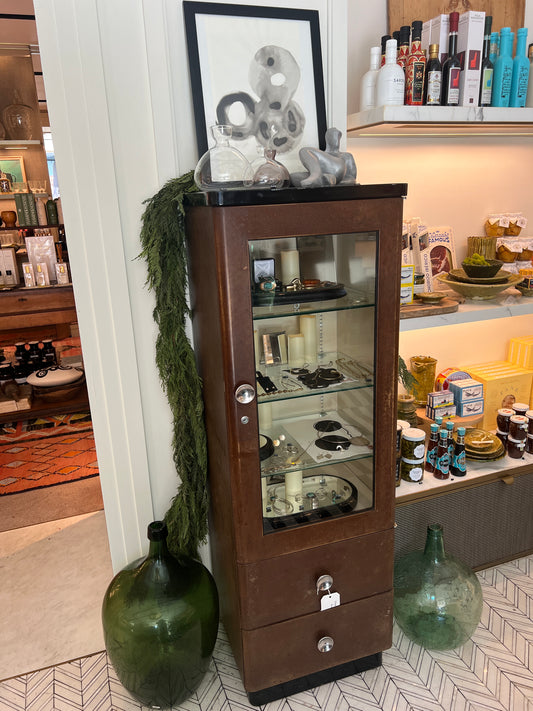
{"left": 0, "top": 422, "right": 98, "bottom": 496}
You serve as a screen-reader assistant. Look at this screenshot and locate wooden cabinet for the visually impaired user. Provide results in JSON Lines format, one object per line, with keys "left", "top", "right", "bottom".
{"left": 0, "top": 285, "right": 76, "bottom": 334}
{"left": 185, "top": 184, "right": 406, "bottom": 703}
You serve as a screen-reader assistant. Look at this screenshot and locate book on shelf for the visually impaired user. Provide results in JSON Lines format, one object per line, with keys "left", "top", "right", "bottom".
{"left": 24, "top": 193, "right": 39, "bottom": 225}
{"left": 13, "top": 193, "right": 27, "bottom": 226}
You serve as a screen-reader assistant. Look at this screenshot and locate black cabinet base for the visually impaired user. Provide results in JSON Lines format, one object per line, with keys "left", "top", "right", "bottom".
{"left": 247, "top": 652, "right": 382, "bottom": 706}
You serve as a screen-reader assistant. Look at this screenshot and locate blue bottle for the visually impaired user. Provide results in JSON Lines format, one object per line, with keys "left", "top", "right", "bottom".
{"left": 510, "top": 28, "right": 530, "bottom": 107}
{"left": 492, "top": 28, "right": 513, "bottom": 106}
{"left": 489, "top": 32, "right": 499, "bottom": 65}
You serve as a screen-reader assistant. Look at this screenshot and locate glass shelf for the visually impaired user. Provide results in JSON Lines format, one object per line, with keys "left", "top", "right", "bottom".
{"left": 252, "top": 286, "right": 373, "bottom": 320}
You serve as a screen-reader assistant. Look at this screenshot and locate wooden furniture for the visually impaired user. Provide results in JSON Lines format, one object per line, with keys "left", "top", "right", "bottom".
{"left": 185, "top": 184, "right": 407, "bottom": 704}
{"left": 0, "top": 285, "right": 76, "bottom": 338}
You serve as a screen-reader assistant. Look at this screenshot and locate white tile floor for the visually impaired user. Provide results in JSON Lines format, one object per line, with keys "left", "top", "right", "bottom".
{"left": 0, "top": 514, "right": 532, "bottom": 710}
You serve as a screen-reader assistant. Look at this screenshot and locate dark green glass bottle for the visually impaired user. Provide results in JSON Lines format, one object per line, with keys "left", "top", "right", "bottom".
{"left": 102, "top": 521, "right": 219, "bottom": 709}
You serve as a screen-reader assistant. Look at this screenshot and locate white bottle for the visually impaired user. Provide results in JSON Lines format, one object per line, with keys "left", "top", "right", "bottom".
{"left": 360, "top": 46, "right": 381, "bottom": 111}
{"left": 376, "top": 39, "right": 405, "bottom": 107}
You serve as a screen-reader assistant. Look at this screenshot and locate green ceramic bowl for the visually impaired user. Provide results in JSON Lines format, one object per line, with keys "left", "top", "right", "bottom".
{"left": 461, "top": 259, "right": 503, "bottom": 279}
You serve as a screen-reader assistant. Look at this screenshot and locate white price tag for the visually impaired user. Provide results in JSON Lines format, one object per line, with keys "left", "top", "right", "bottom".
{"left": 320, "top": 592, "right": 341, "bottom": 610}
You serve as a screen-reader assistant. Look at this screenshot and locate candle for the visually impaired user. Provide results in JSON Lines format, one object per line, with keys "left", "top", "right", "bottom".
{"left": 261, "top": 477, "right": 268, "bottom": 516}
{"left": 288, "top": 333, "right": 305, "bottom": 367}
{"left": 254, "top": 329, "right": 261, "bottom": 367}
{"left": 285, "top": 470, "right": 303, "bottom": 512}
{"left": 281, "top": 249, "right": 300, "bottom": 285}
{"left": 258, "top": 402, "right": 272, "bottom": 431}
{"left": 299, "top": 315, "right": 317, "bottom": 363}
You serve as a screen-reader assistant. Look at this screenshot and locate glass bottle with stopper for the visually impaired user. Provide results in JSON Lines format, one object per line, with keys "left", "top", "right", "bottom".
{"left": 194, "top": 124, "right": 254, "bottom": 190}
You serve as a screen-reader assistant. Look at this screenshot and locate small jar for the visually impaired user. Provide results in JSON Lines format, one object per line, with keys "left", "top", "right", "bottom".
{"left": 526, "top": 410, "right": 533, "bottom": 435}
{"left": 495, "top": 430, "right": 508, "bottom": 448}
{"left": 526, "top": 435, "right": 533, "bottom": 455}
{"left": 512, "top": 402, "right": 529, "bottom": 416}
{"left": 496, "top": 408, "right": 514, "bottom": 433}
{"left": 509, "top": 415, "right": 528, "bottom": 441}
{"left": 400, "top": 428, "right": 426, "bottom": 460}
{"left": 484, "top": 214, "right": 505, "bottom": 237}
{"left": 504, "top": 212, "right": 523, "bottom": 236}
{"left": 400, "top": 457, "right": 424, "bottom": 483}
{"left": 507, "top": 436, "right": 525, "bottom": 459}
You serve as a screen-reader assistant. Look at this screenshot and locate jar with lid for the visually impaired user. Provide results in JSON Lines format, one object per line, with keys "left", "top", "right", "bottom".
{"left": 484, "top": 214, "right": 505, "bottom": 237}
{"left": 401, "top": 457, "right": 424, "bottom": 483}
{"left": 497, "top": 407, "right": 514, "bottom": 432}
{"left": 401, "top": 428, "right": 426, "bottom": 460}
{"left": 507, "top": 436, "right": 525, "bottom": 459}
{"left": 504, "top": 212, "right": 524, "bottom": 236}
{"left": 496, "top": 430, "right": 508, "bottom": 448}
{"left": 526, "top": 409, "right": 533, "bottom": 435}
{"left": 509, "top": 414, "right": 528, "bottom": 441}
{"left": 512, "top": 402, "right": 529, "bottom": 416}
{"left": 527, "top": 435, "right": 533, "bottom": 455}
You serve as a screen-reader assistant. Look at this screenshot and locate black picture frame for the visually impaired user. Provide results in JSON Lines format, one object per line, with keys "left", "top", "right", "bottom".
{"left": 183, "top": 1, "right": 327, "bottom": 173}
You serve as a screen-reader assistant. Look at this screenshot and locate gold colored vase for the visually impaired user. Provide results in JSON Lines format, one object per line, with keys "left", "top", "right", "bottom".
{"left": 409, "top": 356, "right": 437, "bottom": 406}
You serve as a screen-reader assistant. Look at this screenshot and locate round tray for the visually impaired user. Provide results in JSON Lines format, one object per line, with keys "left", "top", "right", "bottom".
{"left": 448, "top": 268, "right": 511, "bottom": 285}
{"left": 437, "top": 272, "right": 523, "bottom": 300}
{"left": 253, "top": 282, "right": 346, "bottom": 306}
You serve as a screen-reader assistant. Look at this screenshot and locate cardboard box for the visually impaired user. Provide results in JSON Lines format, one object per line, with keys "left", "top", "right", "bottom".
{"left": 508, "top": 336, "right": 533, "bottom": 369}
{"left": 426, "top": 404, "right": 456, "bottom": 420}
{"left": 456, "top": 398, "right": 484, "bottom": 417}
{"left": 449, "top": 378, "right": 484, "bottom": 403}
{"left": 419, "top": 226, "right": 456, "bottom": 291}
{"left": 1, "top": 247, "right": 19, "bottom": 285}
{"left": 457, "top": 11, "right": 485, "bottom": 107}
{"left": 400, "top": 264, "right": 415, "bottom": 285}
{"left": 427, "top": 390, "right": 454, "bottom": 408}
{"left": 430, "top": 14, "right": 450, "bottom": 63}
{"left": 464, "top": 361, "right": 533, "bottom": 430}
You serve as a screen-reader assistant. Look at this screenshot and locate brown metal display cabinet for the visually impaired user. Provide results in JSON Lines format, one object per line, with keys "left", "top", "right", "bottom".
{"left": 185, "top": 184, "right": 407, "bottom": 704}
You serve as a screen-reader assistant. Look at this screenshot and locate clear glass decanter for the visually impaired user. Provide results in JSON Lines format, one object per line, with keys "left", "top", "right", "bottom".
{"left": 2, "top": 90, "right": 34, "bottom": 140}
{"left": 194, "top": 124, "right": 253, "bottom": 190}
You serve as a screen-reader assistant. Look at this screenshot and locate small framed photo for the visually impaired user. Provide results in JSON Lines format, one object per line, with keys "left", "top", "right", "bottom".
{"left": 0, "top": 155, "right": 26, "bottom": 183}
{"left": 183, "top": 1, "right": 327, "bottom": 173}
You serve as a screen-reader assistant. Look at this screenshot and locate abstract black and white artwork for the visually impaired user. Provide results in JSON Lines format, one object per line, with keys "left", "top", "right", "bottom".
{"left": 184, "top": 2, "right": 327, "bottom": 174}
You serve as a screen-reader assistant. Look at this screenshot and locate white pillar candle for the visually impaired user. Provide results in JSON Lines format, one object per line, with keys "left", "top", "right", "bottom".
{"left": 261, "top": 477, "right": 268, "bottom": 516}
{"left": 258, "top": 402, "right": 272, "bottom": 431}
{"left": 299, "top": 315, "right": 317, "bottom": 363}
{"left": 281, "top": 249, "right": 300, "bottom": 285}
{"left": 254, "top": 329, "right": 261, "bottom": 367}
{"left": 285, "top": 470, "right": 303, "bottom": 512}
{"left": 288, "top": 333, "right": 305, "bottom": 367}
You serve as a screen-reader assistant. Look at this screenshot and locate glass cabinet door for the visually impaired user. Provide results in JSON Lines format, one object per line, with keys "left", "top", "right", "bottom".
{"left": 249, "top": 231, "right": 378, "bottom": 534}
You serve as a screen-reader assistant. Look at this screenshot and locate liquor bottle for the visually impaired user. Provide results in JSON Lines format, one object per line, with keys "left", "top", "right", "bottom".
{"left": 424, "top": 43, "right": 442, "bottom": 105}
{"left": 492, "top": 28, "right": 513, "bottom": 106}
{"left": 526, "top": 44, "right": 533, "bottom": 107}
{"left": 405, "top": 21, "right": 426, "bottom": 105}
{"left": 397, "top": 25, "right": 411, "bottom": 70}
{"left": 450, "top": 426, "right": 467, "bottom": 477}
{"left": 510, "top": 28, "right": 530, "bottom": 107}
{"left": 434, "top": 429, "right": 450, "bottom": 479}
{"left": 441, "top": 12, "right": 461, "bottom": 106}
{"left": 445, "top": 419, "right": 455, "bottom": 460}
{"left": 489, "top": 32, "right": 500, "bottom": 65}
{"left": 425, "top": 423, "right": 439, "bottom": 474}
{"left": 479, "top": 16, "right": 494, "bottom": 107}
{"left": 360, "top": 46, "right": 382, "bottom": 111}
{"left": 380, "top": 34, "right": 391, "bottom": 67}
{"left": 376, "top": 39, "right": 405, "bottom": 107}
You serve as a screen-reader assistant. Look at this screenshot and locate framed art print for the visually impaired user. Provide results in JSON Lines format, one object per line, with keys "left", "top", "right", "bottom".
{"left": 183, "top": 1, "right": 327, "bottom": 174}
{"left": 0, "top": 155, "right": 26, "bottom": 183}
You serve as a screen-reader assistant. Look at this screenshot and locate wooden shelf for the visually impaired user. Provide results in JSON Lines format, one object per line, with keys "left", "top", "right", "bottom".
{"left": 0, "top": 140, "right": 41, "bottom": 148}
{"left": 0, "top": 382, "right": 89, "bottom": 424}
{"left": 0, "top": 193, "right": 50, "bottom": 201}
{"left": 399, "top": 293, "right": 533, "bottom": 332}
{"left": 396, "top": 451, "right": 533, "bottom": 504}
{"left": 347, "top": 106, "right": 533, "bottom": 137}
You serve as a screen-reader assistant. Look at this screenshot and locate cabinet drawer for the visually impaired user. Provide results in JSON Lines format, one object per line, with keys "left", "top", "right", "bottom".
{"left": 237, "top": 529, "right": 393, "bottom": 629}
{"left": 241, "top": 589, "right": 392, "bottom": 693}
{"left": 0, "top": 286, "right": 75, "bottom": 314}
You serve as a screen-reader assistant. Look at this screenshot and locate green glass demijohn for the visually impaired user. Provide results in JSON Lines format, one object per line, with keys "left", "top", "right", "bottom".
{"left": 393, "top": 524, "right": 483, "bottom": 650}
{"left": 102, "top": 521, "right": 219, "bottom": 709}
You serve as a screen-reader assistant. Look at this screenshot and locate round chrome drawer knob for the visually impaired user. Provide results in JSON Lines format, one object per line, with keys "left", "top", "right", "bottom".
{"left": 317, "top": 636, "right": 334, "bottom": 653}
{"left": 316, "top": 574, "right": 333, "bottom": 595}
{"left": 234, "top": 383, "right": 255, "bottom": 404}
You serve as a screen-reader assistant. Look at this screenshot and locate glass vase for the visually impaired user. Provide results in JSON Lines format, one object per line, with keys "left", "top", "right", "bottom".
{"left": 2, "top": 90, "right": 34, "bottom": 140}
{"left": 409, "top": 355, "right": 437, "bottom": 406}
{"left": 252, "top": 148, "right": 290, "bottom": 189}
{"left": 194, "top": 124, "right": 253, "bottom": 190}
{"left": 102, "top": 521, "right": 219, "bottom": 709}
{"left": 394, "top": 524, "right": 483, "bottom": 650}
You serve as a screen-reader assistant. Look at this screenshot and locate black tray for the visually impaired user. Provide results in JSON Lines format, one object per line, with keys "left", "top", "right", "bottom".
{"left": 253, "top": 282, "right": 346, "bottom": 305}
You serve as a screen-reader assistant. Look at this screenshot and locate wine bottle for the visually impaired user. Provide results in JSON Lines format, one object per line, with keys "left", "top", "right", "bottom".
{"left": 424, "top": 43, "right": 442, "bottom": 105}
{"left": 380, "top": 34, "right": 391, "bottom": 67}
{"left": 510, "top": 28, "right": 529, "bottom": 107}
{"left": 492, "top": 27, "right": 513, "bottom": 107}
{"left": 526, "top": 44, "right": 533, "bottom": 107}
{"left": 434, "top": 429, "right": 450, "bottom": 480}
{"left": 479, "top": 16, "right": 494, "bottom": 107}
{"left": 405, "top": 21, "right": 426, "bottom": 105}
{"left": 450, "top": 426, "right": 467, "bottom": 477}
{"left": 360, "top": 46, "right": 382, "bottom": 111}
{"left": 441, "top": 12, "right": 461, "bottom": 106}
{"left": 397, "top": 25, "right": 411, "bottom": 70}
{"left": 376, "top": 39, "right": 405, "bottom": 107}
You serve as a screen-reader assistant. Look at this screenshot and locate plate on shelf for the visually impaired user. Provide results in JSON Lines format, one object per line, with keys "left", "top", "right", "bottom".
{"left": 448, "top": 268, "right": 512, "bottom": 285}
{"left": 460, "top": 428, "right": 505, "bottom": 460}
{"left": 515, "top": 285, "right": 533, "bottom": 297}
{"left": 414, "top": 291, "right": 447, "bottom": 303}
{"left": 437, "top": 272, "right": 523, "bottom": 300}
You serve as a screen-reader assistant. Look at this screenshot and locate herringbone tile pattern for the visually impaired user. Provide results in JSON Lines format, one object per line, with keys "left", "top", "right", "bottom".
{"left": 1, "top": 554, "right": 532, "bottom": 711}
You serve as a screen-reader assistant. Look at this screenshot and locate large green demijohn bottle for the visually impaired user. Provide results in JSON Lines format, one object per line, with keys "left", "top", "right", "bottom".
{"left": 102, "top": 521, "right": 219, "bottom": 709}
{"left": 394, "top": 524, "right": 483, "bottom": 650}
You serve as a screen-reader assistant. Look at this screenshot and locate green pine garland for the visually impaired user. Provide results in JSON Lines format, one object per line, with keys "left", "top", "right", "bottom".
{"left": 139, "top": 170, "right": 208, "bottom": 559}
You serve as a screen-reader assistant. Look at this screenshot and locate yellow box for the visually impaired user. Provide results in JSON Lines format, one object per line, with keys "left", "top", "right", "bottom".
{"left": 508, "top": 336, "right": 533, "bottom": 369}
{"left": 462, "top": 360, "right": 533, "bottom": 430}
